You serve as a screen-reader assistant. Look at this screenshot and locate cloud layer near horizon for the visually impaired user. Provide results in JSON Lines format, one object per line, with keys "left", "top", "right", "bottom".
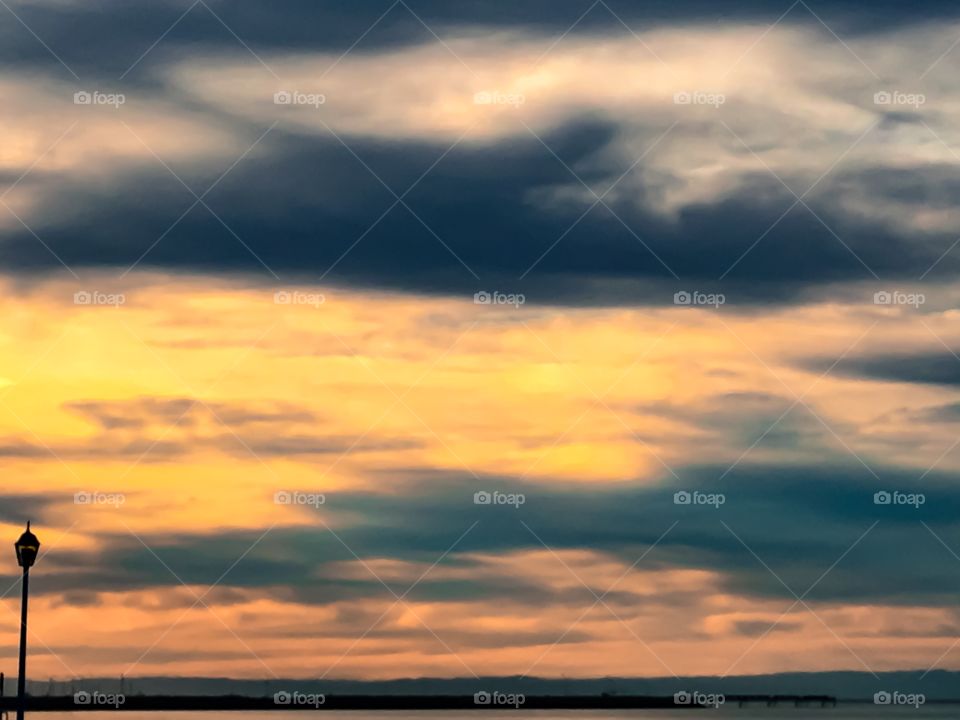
{"left": 2, "top": 275, "right": 960, "bottom": 679}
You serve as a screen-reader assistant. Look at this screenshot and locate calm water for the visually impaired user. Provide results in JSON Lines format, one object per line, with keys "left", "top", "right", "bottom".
{"left": 30, "top": 710, "right": 960, "bottom": 720}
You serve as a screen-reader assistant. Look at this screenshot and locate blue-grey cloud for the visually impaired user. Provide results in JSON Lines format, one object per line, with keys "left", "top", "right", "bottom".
{"left": 4, "top": 3, "right": 960, "bottom": 306}
{"left": 3, "top": 124, "right": 953, "bottom": 306}
{"left": 27, "top": 461, "right": 960, "bottom": 611}
{"left": 5, "top": 0, "right": 956, "bottom": 77}
{"left": 821, "top": 352, "right": 960, "bottom": 386}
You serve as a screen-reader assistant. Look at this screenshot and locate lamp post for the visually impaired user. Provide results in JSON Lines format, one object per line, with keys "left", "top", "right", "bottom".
{"left": 14, "top": 522, "right": 39, "bottom": 720}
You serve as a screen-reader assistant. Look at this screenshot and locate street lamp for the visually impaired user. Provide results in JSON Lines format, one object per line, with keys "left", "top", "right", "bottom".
{"left": 14, "top": 522, "right": 39, "bottom": 720}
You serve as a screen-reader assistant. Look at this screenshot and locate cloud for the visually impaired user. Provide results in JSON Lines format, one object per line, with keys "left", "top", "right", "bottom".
{"left": 29, "top": 462, "right": 960, "bottom": 611}
{"left": 4, "top": 0, "right": 958, "bottom": 76}
{"left": 64, "top": 396, "right": 319, "bottom": 430}
{"left": 4, "top": 19, "right": 960, "bottom": 304}
{"left": 823, "top": 352, "right": 960, "bottom": 386}
{"left": 917, "top": 402, "right": 960, "bottom": 421}
{"left": 733, "top": 620, "right": 803, "bottom": 636}
{"left": 0, "top": 493, "right": 61, "bottom": 525}
{"left": 165, "top": 21, "right": 960, "bottom": 232}
{"left": 0, "top": 395, "right": 419, "bottom": 462}
{"left": 635, "top": 391, "right": 833, "bottom": 456}
{"left": 0, "top": 74, "right": 242, "bottom": 235}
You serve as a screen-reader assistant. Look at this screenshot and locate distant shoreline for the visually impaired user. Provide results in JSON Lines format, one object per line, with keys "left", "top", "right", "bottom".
{"left": 0, "top": 694, "right": 843, "bottom": 711}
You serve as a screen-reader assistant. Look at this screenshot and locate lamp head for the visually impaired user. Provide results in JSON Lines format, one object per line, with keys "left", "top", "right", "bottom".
{"left": 14, "top": 521, "right": 39, "bottom": 569}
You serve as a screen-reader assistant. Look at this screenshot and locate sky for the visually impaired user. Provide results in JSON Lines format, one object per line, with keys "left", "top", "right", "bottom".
{"left": 3, "top": 0, "right": 960, "bottom": 684}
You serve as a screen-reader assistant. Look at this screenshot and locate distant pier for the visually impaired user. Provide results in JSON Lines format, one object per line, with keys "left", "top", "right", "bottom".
{"left": 0, "top": 691, "right": 840, "bottom": 711}
{"left": 0, "top": 693, "right": 711, "bottom": 711}
{"left": 729, "top": 694, "right": 837, "bottom": 708}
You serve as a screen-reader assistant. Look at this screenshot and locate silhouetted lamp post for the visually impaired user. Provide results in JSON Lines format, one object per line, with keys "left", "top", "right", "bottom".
{"left": 14, "top": 522, "right": 39, "bottom": 720}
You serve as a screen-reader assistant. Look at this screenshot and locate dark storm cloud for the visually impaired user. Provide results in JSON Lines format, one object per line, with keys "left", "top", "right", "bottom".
{"left": 3, "top": 122, "right": 953, "bottom": 306}
{"left": 4, "top": 0, "right": 955, "bottom": 77}
{"left": 3, "top": 1, "right": 960, "bottom": 306}
{"left": 26, "top": 462, "right": 960, "bottom": 610}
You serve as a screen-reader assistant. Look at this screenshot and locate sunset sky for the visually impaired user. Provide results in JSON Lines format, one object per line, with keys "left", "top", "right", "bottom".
{"left": 4, "top": 0, "right": 960, "bottom": 683}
